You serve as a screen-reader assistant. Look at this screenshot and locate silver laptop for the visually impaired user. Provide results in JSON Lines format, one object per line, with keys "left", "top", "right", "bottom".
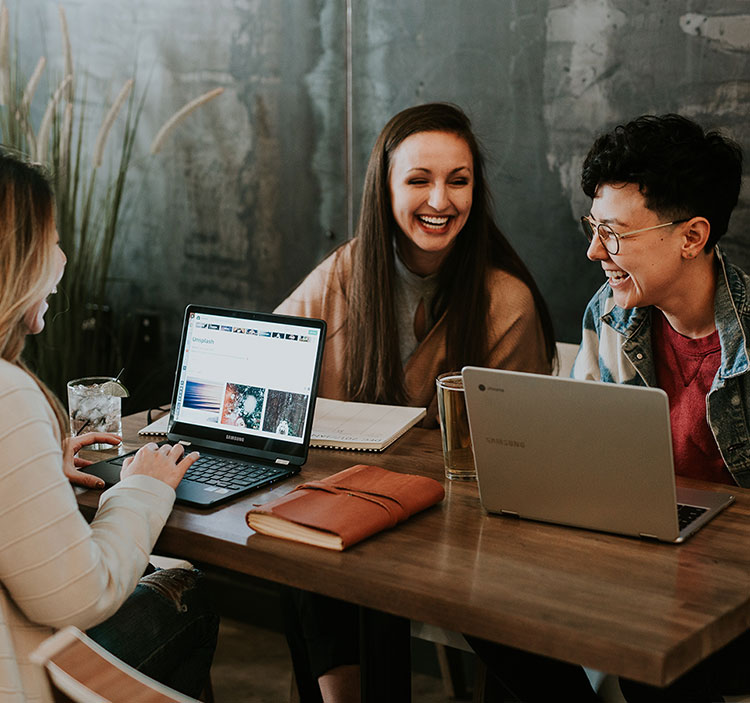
{"left": 462, "top": 367, "right": 734, "bottom": 543}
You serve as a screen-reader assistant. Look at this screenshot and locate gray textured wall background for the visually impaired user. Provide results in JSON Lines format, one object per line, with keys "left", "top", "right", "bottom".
{"left": 10, "top": 0, "right": 750, "bottom": 378}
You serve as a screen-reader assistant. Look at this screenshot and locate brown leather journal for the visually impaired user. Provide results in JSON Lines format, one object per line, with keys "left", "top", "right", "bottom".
{"left": 245, "top": 464, "right": 445, "bottom": 550}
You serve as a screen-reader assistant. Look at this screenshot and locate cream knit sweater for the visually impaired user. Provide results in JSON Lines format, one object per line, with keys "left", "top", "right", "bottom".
{"left": 0, "top": 360, "right": 175, "bottom": 702}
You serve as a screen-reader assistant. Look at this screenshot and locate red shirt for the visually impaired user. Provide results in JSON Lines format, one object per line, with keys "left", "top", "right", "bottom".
{"left": 652, "top": 311, "right": 733, "bottom": 485}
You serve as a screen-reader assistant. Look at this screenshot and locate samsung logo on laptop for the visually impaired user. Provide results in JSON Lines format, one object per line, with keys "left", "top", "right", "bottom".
{"left": 486, "top": 437, "right": 525, "bottom": 448}
{"left": 225, "top": 434, "right": 245, "bottom": 443}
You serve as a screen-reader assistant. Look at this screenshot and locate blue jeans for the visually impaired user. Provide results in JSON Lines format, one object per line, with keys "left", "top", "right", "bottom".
{"left": 87, "top": 568, "right": 219, "bottom": 698}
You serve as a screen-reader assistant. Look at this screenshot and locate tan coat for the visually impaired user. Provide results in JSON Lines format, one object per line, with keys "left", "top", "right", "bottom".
{"left": 276, "top": 241, "right": 550, "bottom": 427}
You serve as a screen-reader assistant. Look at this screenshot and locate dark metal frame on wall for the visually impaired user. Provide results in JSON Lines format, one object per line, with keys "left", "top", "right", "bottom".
{"left": 345, "top": 0, "right": 354, "bottom": 238}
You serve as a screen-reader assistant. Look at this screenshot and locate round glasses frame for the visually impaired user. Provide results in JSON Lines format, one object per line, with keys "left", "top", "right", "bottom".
{"left": 580, "top": 216, "right": 690, "bottom": 255}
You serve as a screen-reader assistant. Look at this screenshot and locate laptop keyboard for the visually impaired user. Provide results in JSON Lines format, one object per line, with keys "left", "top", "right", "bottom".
{"left": 677, "top": 503, "right": 708, "bottom": 531}
{"left": 107, "top": 452, "right": 288, "bottom": 492}
{"left": 183, "top": 455, "right": 289, "bottom": 490}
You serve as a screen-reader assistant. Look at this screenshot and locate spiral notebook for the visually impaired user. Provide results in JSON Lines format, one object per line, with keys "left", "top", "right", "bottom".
{"left": 139, "top": 413, "right": 169, "bottom": 436}
{"left": 140, "top": 397, "right": 425, "bottom": 451}
{"left": 310, "top": 398, "right": 425, "bottom": 451}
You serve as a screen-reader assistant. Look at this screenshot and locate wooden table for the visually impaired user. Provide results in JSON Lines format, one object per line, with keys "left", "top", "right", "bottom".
{"left": 77, "top": 411, "right": 750, "bottom": 698}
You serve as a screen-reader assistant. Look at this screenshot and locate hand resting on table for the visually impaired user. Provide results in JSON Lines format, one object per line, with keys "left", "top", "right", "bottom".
{"left": 64, "top": 432, "right": 122, "bottom": 489}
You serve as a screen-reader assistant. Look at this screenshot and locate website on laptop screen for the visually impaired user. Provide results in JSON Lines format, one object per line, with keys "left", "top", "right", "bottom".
{"left": 172, "top": 310, "right": 323, "bottom": 445}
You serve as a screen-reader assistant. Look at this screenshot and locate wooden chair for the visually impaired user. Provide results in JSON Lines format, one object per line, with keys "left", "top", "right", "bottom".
{"left": 31, "top": 626, "right": 201, "bottom": 703}
{"left": 410, "top": 621, "right": 483, "bottom": 701}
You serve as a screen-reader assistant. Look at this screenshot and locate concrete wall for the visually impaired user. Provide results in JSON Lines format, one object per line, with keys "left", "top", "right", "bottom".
{"left": 10, "top": 0, "right": 750, "bottom": 361}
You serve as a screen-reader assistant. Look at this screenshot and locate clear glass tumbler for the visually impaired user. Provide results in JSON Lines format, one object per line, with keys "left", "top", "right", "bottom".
{"left": 67, "top": 376, "right": 122, "bottom": 450}
{"left": 436, "top": 372, "right": 476, "bottom": 481}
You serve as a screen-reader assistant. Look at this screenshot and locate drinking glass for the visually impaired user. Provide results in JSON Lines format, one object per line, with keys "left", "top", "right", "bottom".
{"left": 436, "top": 372, "right": 476, "bottom": 480}
{"left": 67, "top": 377, "right": 122, "bottom": 450}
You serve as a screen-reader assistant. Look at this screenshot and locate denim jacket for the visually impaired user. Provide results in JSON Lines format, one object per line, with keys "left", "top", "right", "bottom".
{"left": 572, "top": 248, "right": 750, "bottom": 487}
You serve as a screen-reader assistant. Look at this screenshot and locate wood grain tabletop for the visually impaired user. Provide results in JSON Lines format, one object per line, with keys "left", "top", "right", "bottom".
{"left": 76, "top": 410, "right": 750, "bottom": 686}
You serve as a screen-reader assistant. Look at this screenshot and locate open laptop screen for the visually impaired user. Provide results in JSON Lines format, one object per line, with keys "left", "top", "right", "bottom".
{"left": 168, "top": 305, "right": 326, "bottom": 463}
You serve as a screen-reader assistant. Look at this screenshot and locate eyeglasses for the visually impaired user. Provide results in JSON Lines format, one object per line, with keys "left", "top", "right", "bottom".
{"left": 580, "top": 216, "right": 690, "bottom": 255}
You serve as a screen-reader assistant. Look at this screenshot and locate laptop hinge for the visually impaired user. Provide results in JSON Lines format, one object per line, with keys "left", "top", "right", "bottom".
{"left": 500, "top": 509, "right": 520, "bottom": 518}
{"left": 179, "top": 440, "right": 192, "bottom": 446}
{"left": 639, "top": 533, "right": 659, "bottom": 541}
{"left": 275, "top": 458, "right": 290, "bottom": 465}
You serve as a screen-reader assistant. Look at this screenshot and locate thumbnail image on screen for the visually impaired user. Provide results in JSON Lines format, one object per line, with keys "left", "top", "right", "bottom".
{"left": 262, "top": 390, "right": 308, "bottom": 438}
{"left": 221, "top": 383, "right": 265, "bottom": 430}
{"left": 183, "top": 380, "right": 223, "bottom": 416}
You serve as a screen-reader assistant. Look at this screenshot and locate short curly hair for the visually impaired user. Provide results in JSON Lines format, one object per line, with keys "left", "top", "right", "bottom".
{"left": 581, "top": 114, "right": 743, "bottom": 248}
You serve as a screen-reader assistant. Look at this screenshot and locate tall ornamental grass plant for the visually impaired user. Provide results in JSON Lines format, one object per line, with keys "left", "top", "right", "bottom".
{"left": 0, "top": 2, "right": 222, "bottom": 398}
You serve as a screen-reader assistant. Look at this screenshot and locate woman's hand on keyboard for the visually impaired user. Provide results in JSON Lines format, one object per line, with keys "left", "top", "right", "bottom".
{"left": 121, "top": 442, "right": 200, "bottom": 490}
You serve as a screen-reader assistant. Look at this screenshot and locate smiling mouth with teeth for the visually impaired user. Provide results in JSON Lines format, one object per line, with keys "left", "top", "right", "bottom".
{"left": 606, "top": 270, "right": 630, "bottom": 282}
{"left": 418, "top": 215, "right": 450, "bottom": 230}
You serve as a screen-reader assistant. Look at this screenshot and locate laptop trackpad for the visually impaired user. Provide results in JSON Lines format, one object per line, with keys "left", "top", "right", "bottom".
{"left": 676, "top": 485, "right": 734, "bottom": 512}
{"left": 82, "top": 456, "right": 128, "bottom": 486}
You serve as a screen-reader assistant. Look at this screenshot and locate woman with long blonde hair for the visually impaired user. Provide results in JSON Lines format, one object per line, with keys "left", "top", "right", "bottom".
{"left": 0, "top": 151, "right": 217, "bottom": 702}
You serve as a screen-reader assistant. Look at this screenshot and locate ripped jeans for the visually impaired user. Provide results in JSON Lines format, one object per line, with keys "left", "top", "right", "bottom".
{"left": 86, "top": 568, "right": 219, "bottom": 698}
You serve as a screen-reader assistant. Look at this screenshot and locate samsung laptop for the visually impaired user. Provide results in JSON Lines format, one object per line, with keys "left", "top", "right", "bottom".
{"left": 462, "top": 367, "right": 734, "bottom": 543}
{"left": 83, "top": 305, "right": 326, "bottom": 507}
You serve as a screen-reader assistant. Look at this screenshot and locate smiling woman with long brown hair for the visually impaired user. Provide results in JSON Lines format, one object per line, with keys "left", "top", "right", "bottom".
{"left": 278, "top": 103, "right": 555, "bottom": 428}
{"left": 276, "top": 103, "right": 556, "bottom": 702}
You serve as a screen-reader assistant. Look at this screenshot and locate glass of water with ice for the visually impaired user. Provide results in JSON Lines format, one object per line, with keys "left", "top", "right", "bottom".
{"left": 67, "top": 377, "right": 123, "bottom": 449}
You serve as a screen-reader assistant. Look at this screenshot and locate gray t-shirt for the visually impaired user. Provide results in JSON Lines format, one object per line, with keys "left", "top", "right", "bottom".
{"left": 393, "top": 246, "right": 440, "bottom": 365}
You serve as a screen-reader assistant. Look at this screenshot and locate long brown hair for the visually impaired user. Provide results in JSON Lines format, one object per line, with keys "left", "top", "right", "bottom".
{"left": 345, "top": 103, "right": 556, "bottom": 404}
{"left": 0, "top": 150, "right": 68, "bottom": 440}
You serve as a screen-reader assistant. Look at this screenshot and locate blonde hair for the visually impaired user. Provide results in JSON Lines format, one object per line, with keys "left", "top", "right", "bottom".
{"left": 0, "top": 151, "right": 68, "bottom": 440}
